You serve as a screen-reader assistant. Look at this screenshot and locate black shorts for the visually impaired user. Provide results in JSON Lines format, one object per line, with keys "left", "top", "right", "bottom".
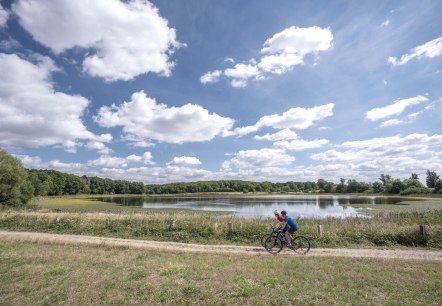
{"left": 283, "top": 225, "right": 297, "bottom": 234}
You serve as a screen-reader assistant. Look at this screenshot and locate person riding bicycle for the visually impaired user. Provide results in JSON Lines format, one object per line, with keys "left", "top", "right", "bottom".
{"left": 273, "top": 210, "right": 284, "bottom": 228}
{"left": 280, "top": 210, "right": 298, "bottom": 246}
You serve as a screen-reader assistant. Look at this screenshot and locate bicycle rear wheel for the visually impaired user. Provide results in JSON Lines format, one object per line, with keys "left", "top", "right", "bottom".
{"left": 292, "top": 236, "right": 310, "bottom": 255}
{"left": 261, "top": 234, "right": 271, "bottom": 247}
{"left": 264, "top": 236, "right": 283, "bottom": 254}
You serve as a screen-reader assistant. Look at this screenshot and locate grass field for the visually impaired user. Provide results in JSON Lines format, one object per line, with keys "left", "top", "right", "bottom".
{"left": 0, "top": 240, "right": 440, "bottom": 305}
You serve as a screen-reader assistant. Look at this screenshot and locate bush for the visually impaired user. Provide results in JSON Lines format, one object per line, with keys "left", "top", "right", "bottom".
{"left": 0, "top": 149, "right": 34, "bottom": 206}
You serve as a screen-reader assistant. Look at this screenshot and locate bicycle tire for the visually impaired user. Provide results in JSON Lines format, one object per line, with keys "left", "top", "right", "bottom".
{"left": 264, "top": 236, "right": 283, "bottom": 254}
{"left": 261, "top": 234, "right": 271, "bottom": 247}
{"left": 292, "top": 236, "right": 310, "bottom": 255}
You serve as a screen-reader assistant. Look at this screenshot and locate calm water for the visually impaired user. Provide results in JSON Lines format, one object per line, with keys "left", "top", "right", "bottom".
{"left": 98, "top": 195, "right": 414, "bottom": 219}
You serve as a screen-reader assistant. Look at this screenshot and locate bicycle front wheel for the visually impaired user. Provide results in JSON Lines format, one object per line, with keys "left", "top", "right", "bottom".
{"left": 292, "top": 236, "right": 310, "bottom": 255}
{"left": 264, "top": 236, "right": 283, "bottom": 254}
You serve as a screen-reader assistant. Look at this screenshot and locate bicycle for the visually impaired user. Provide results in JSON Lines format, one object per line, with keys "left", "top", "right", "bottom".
{"left": 263, "top": 226, "right": 311, "bottom": 255}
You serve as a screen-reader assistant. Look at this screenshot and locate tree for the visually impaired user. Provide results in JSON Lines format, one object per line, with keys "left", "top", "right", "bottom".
{"left": 410, "top": 173, "right": 419, "bottom": 180}
{"left": 426, "top": 170, "right": 439, "bottom": 188}
{"left": 0, "top": 149, "right": 34, "bottom": 206}
{"left": 379, "top": 174, "right": 392, "bottom": 186}
{"left": 371, "top": 182, "right": 384, "bottom": 193}
{"left": 385, "top": 179, "right": 405, "bottom": 194}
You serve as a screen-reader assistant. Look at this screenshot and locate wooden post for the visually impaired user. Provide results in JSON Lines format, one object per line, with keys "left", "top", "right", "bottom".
{"left": 228, "top": 222, "right": 234, "bottom": 237}
{"left": 419, "top": 225, "right": 426, "bottom": 237}
{"left": 168, "top": 220, "right": 175, "bottom": 231}
{"left": 317, "top": 225, "right": 323, "bottom": 237}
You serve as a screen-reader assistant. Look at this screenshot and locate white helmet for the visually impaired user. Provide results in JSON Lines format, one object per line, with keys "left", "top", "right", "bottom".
{"left": 273, "top": 210, "right": 280, "bottom": 215}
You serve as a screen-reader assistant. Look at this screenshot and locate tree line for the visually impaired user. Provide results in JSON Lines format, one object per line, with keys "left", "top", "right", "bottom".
{"left": 1, "top": 148, "right": 441, "bottom": 206}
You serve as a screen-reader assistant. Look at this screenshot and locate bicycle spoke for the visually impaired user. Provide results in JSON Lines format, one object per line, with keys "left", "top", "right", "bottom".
{"left": 292, "top": 236, "right": 311, "bottom": 255}
{"left": 264, "top": 236, "right": 283, "bottom": 254}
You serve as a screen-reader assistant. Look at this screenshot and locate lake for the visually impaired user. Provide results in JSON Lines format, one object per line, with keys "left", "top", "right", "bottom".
{"left": 98, "top": 195, "right": 413, "bottom": 219}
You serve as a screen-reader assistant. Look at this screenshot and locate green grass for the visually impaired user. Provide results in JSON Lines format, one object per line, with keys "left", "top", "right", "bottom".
{"left": 1, "top": 195, "right": 441, "bottom": 249}
{"left": 0, "top": 240, "right": 440, "bottom": 305}
{"left": 30, "top": 196, "right": 229, "bottom": 215}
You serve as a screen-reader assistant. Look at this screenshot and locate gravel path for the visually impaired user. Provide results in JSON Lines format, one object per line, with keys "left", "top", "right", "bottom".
{"left": 1, "top": 230, "right": 441, "bottom": 261}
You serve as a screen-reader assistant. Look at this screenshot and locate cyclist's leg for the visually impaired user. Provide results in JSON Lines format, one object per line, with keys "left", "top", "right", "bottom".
{"left": 287, "top": 228, "right": 296, "bottom": 245}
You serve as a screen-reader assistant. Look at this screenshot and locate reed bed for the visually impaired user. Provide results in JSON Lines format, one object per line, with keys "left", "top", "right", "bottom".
{"left": 1, "top": 209, "right": 441, "bottom": 248}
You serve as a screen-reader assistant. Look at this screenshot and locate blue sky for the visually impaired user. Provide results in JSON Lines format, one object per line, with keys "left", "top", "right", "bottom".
{"left": 1, "top": 0, "right": 441, "bottom": 183}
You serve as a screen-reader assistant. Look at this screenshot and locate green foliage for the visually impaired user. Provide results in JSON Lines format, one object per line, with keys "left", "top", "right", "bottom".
{"left": 0, "top": 148, "right": 34, "bottom": 206}
{"left": 426, "top": 170, "right": 439, "bottom": 188}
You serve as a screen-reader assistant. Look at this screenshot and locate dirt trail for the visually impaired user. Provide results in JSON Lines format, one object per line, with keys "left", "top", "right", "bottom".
{"left": 1, "top": 230, "right": 441, "bottom": 261}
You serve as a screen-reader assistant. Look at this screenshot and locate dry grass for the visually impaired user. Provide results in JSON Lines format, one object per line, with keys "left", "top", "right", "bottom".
{"left": 0, "top": 239, "right": 441, "bottom": 305}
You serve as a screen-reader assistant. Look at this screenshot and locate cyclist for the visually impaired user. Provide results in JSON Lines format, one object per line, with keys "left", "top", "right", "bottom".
{"left": 280, "top": 210, "right": 298, "bottom": 246}
{"left": 273, "top": 210, "right": 284, "bottom": 227}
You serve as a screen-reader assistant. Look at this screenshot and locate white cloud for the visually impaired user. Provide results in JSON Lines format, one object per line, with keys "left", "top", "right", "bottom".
{"left": 88, "top": 152, "right": 154, "bottom": 168}
{"left": 95, "top": 91, "right": 234, "bottom": 145}
{"left": 167, "top": 156, "right": 202, "bottom": 167}
{"left": 380, "top": 20, "right": 390, "bottom": 27}
{"left": 258, "top": 53, "right": 303, "bottom": 74}
{"left": 366, "top": 96, "right": 428, "bottom": 121}
{"left": 388, "top": 37, "right": 442, "bottom": 66}
{"left": 200, "top": 70, "right": 222, "bottom": 84}
{"left": 379, "top": 119, "right": 403, "bottom": 128}
{"left": 13, "top": 0, "right": 183, "bottom": 82}
{"left": 274, "top": 138, "right": 329, "bottom": 151}
{"left": 0, "top": 4, "right": 9, "bottom": 27}
{"left": 222, "top": 148, "right": 294, "bottom": 170}
{"left": 17, "top": 154, "right": 87, "bottom": 173}
{"left": 224, "top": 63, "right": 261, "bottom": 87}
{"left": 312, "top": 133, "right": 442, "bottom": 162}
{"left": 261, "top": 26, "right": 333, "bottom": 55}
{"left": 310, "top": 133, "right": 442, "bottom": 180}
{"left": 224, "top": 57, "right": 234, "bottom": 63}
{"left": 0, "top": 38, "right": 22, "bottom": 51}
{"left": 0, "top": 53, "right": 107, "bottom": 152}
{"left": 254, "top": 128, "right": 298, "bottom": 141}
{"left": 233, "top": 103, "right": 334, "bottom": 137}
{"left": 200, "top": 26, "right": 333, "bottom": 87}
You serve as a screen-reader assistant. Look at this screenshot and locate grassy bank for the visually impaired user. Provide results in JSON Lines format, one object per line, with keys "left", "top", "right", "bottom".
{"left": 0, "top": 240, "right": 440, "bottom": 305}
{"left": 1, "top": 209, "right": 441, "bottom": 248}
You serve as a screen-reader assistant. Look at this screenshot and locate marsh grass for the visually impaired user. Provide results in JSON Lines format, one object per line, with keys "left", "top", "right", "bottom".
{"left": 1, "top": 208, "right": 441, "bottom": 248}
{"left": 0, "top": 240, "right": 440, "bottom": 305}
{"left": 1, "top": 196, "right": 442, "bottom": 248}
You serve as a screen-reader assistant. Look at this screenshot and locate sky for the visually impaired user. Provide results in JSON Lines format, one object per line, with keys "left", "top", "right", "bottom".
{"left": 0, "top": 0, "right": 441, "bottom": 184}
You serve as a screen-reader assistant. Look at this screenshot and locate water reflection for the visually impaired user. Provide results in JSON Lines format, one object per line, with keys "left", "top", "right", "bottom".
{"left": 97, "top": 195, "right": 414, "bottom": 219}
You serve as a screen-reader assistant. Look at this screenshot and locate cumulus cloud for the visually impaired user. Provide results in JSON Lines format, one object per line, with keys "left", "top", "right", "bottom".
{"left": 274, "top": 138, "right": 329, "bottom": 151}
{"left": 200, "top": 26, "right": 333, "bottom": 87}
{"left": 200, "top": 70, "right": 222, "bottom": 84}
{"left": 233, "top": 103, "right": 334, "bottom": 137}
{"left": 0, "top": 53, "right": 109, "bottom": 152}
{"left": 388, "top": 37, "right": 442, "bottom": 66}
{"left": 309, "top": 133, "right": 442, "bottom": 180}
{"left": 261, "top": 26, "right": 333, "bottom": 55}
{"left": 94, "top": 91, "right": 234, "bottom": 145}
{"left": 224, "top": 63, "right": 262, "bottom": 87}
{"left": 379, "top": 119, "right": 403, "bottom": 128}
{"left": 87, "top": 152, "right": 154, "bottom": 168}
{"left": 13, "top": 0, "right": 183, "bottom": 82}
{"left": 254, "top": 128, "right": 298, "bottom": 141}
{"left": 366, "top": 96, "right": 428, "bottom": 121}
{"left": 222, "top": 148, "right": 294, "bottom": 170}
{"left": 0, "top": 4, "right": 8, "bottom": 27}
{"left": 312, "top": 134, "right": 442, "bottom": 163}
{"left": 167, "top": 156, "right": 202, "bottom": 167}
